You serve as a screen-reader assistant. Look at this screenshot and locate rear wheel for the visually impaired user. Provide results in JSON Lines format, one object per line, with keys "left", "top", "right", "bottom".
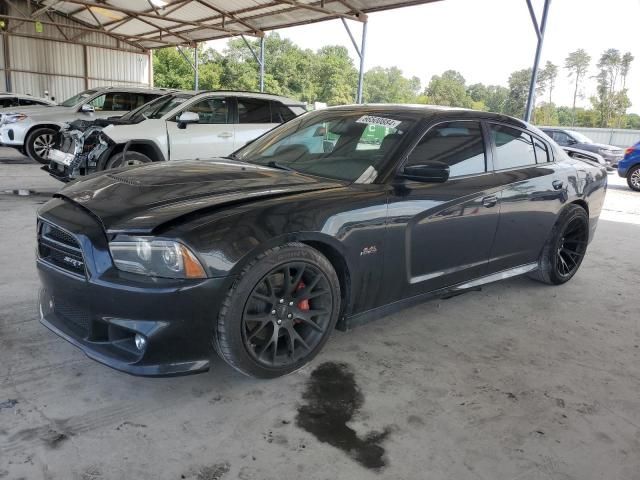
{"left": 627, "top": 165, "right": 640, "bottom": 192}
{"left": 529, "top": 204, "right": 589, "bottom": 285}
{"left": 215, "top": 243, "right": 341, "bottom": 378}
{"left": 105, "top": 151, "right": 152, "bottom": 170}
{"left": 25, "top": 127, "right": 56, "bottom": 164}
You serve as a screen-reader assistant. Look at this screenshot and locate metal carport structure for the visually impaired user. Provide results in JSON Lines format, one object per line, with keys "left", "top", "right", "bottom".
{"left": 1, "top": 0, "right": 551, "bottom": 120}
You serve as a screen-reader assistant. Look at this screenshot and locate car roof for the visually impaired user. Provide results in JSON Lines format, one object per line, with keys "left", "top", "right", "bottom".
{"left": 0, "top": 93, "right": 53, "bottom": 101}
{"left": 190, "top": 90, "right": 306, "bottom": 106}
{"left": 318, "top": 103, "right": 530, "bottom": 128}
{"left": 91, "top": 86, "right": 177, "bottom": 95}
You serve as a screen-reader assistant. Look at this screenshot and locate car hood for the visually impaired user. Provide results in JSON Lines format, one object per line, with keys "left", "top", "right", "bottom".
{"left": 3, "top": 105, "right": 74, "bottom": 119}
{"left": 579, "top": 142, "right": 622, "bottom": 152}
{"left": 56, "top": 159, "right": 344, "bottom": 234}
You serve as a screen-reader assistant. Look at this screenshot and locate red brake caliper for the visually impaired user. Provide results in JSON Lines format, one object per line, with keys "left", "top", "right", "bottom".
{"left": 295, "top": 281, "right": 309, "bottom": 324}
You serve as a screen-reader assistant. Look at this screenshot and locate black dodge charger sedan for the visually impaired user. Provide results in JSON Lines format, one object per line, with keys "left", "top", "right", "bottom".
{"left": 36, "top": 105, "right": 607, "bottom": 378}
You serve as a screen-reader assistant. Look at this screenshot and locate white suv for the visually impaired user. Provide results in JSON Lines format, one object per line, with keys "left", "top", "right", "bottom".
{"left": 46, "top": 91, "right": 307, "bottom": 181}
{"left": 0, "top": 87, "right": 172, "bottom": 163}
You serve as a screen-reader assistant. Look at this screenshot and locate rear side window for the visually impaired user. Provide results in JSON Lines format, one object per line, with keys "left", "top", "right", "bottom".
{"left": 0, "top": 97, "right": 19, "bottom": 108}
{"left": 407, "top": 121, "right": 486, "bottom": 177}
{"left": 490, "top": 124, "right": 536, "bottom": 170}
{"left": 271, "top": 102, "right": 297, "bottom": 123}
{"left": 238, "top": 98, "right": 271, "bottom": 123}
{"left": 19, "top": 98, "right": 47, "bottom": 106}
{"left": 533, "top": 137, "right": 550, "bottom": 163}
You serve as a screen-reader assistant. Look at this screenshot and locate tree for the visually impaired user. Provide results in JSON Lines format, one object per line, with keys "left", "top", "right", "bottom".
{"left": 591, "top": 48, "right": 634, "bottom": 127}
{"left": 153, "top": 47, "right": 196, "bottom": 89}
{"left": 313, "top": 46, "right": 358, "bottom": 105}
{"left": 363, "top": 67, "right": 420, "bottom": 103}
{"left": 505, "top": 68, "right": 532, "bottom": 118}
{"left": 425, "top": 70, "right": 473, "bottom": 108}
{"left": 535, "top": 62, "right": 558, "bottom": 124}
{"left": 564, "top": 49, "right": 591, "bottom": 126}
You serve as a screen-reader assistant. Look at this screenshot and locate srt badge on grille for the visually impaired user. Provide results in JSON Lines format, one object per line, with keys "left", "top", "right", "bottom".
{"left": 63, "top": 256, "right": 83, "bottom": 269}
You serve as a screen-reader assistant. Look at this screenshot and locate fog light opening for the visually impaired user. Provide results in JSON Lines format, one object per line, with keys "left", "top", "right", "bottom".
{"left": 134, "top": 334, "right": 147, "bottom": 351}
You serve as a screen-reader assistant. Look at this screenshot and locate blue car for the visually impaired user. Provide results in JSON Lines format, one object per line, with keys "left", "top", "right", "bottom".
{"left": 618, "top": 141, "right": 640, "bottom": 191}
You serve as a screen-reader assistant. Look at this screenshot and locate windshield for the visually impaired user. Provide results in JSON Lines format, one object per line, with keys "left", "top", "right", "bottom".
{"left": 567, "top": 130, "right": 593, "bottom": 143}
{"left": 121, "top": 93, "right": 193, "bottom": 123}
{"left": 234, "top": 110, "right": 417, "bottom": 182}
{"left": 60, "top": 89, "right": 99, "bottom": 107}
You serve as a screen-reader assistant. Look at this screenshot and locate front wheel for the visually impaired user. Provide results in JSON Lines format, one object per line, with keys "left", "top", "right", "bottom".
{"left": 25, "top": 127, "right": 57, "bottom": 164}
{"left": 215, "top": 243, "right": 341, "bottom": 378}
{"left": 529, "top": 204, "right": 589, "bottom": 285}
{"left": 627, "top": 165, "right": 640, "bottom": 192}
{"left": 105, "top": 151, "right": 152, "bottom": 170}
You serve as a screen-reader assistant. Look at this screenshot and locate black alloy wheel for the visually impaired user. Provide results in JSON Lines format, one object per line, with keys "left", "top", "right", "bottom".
{"left": 554, "top": 216, "right": 588, "bottom": 279}
{"left": 215, "top": 243, "right": 341, "bottom": 378}
{"left": 529, "top": 204, "right": 589, "bottom": 285}
{"left": 242, "top": 262, "right": 333, "bottom": 368}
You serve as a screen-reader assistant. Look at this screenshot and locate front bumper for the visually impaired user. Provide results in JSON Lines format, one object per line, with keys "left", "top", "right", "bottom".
{"left": 600, "top": 152, "right": 624, "bottom": 165}
{"left": 37, "top": 198, "right": 233, "bottom": 376}
{"left": 0, "top": 123, "right": 29, "bottom": 146}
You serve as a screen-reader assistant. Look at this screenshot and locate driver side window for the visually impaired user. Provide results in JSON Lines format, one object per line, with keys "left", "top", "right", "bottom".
{"left": 180, "top": 98, "right": 229, "bottom": 124}
{"left": 554, "top": 132, "right": 571, "bottom": 145}
{"left": 406, "top": 121, "right": 486, "bottom": 178}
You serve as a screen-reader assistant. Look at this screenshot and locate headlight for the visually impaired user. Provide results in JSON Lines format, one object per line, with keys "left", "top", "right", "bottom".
{"left": 109, "top": 238, "right": 206, "bottom": 279}
{"left": 3, "top": 113, "right": 28, "bottom": 124}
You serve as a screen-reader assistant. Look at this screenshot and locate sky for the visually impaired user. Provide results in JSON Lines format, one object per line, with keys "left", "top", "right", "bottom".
{"left": 205, "top": 0, "right": 640, "bottom": 113}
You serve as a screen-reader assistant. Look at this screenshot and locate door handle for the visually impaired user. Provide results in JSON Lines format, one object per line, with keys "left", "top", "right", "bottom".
{"left": 217, "top": 132, "right": 233, "bottom": 138}
{"left": 482, "top": 195, "right": 498, "bottom": 208}
{"left": 552, "top": 180, "right": 564, "bottom": 190}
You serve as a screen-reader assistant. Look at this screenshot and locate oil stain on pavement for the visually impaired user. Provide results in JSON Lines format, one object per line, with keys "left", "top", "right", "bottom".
{"left": 296, "top": 362, "right": 391, "bottom": 470}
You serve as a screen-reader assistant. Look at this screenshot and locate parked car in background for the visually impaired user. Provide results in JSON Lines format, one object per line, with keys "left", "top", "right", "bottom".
{"left": 561, "top": 145, "right": 609, "bottom": 169}
{"left": 617, "top": 141, "right": 640, "bottom": 191}
{"left": 45, "top": 90, "right": 307, "bottom": 182}
{"left": 541, "top": 127, "right": 625, "bottom": 167}
{"left": 36, "top": 106, "right": 607, "bottom": 377}
{"left": 0, "top": 93, "right": 56, "bottom": 109}
{"left": 0, "top": 87, "right": 172, "bottom": 163}
{"left": 0, "top": 93, "right": 56, "bottom": 129}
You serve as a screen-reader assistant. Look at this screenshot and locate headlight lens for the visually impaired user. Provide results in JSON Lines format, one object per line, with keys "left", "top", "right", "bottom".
{"left": 3, "top": 113, "right": 28, "bottom": 124}
{"left": 109, "top": 238, "right": 206, "bottom": 279}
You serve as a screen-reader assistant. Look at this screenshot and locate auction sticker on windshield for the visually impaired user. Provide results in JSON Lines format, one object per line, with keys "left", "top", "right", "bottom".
{"left": 356, "top": 115, "right": 402, "bottom": 128}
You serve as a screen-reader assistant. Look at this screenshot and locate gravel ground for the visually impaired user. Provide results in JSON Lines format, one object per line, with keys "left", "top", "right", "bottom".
{"left": 1, "top": 148, "right": 639, "bottom": 480}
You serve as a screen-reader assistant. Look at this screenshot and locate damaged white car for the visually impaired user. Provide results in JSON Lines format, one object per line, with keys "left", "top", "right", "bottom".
{"left": 46, "top": 91, "right": 307, "bottom": 182}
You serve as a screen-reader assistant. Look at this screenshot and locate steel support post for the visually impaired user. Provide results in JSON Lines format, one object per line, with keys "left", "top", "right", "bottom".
{"left": 524, "top": 0, "right": 551, "bottom": 122}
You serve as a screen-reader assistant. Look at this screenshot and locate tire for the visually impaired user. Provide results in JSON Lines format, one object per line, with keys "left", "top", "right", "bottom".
{"left": 215, "top": 243, "right": 341, "bottom": 378}
{"left": 105, "top": 151, "right": 152, "bottom": 170}
{"left": 529, "top": 204, "right": 589, "bottom": 285}
{"left": 626, "top": 165, "right": 640, "bottom": 192}
{"left": 25, "top": 127, "right": 57, "bottom": 164}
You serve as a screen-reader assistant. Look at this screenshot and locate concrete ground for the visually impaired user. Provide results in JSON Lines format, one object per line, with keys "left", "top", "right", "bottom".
{"left": 1, "top": 147, "right": 639, "bottom": 480}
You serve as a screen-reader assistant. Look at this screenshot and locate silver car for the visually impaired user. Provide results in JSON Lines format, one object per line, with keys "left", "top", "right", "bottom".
{"left": 0, "top": 87, "right": 173, "bottom": 163}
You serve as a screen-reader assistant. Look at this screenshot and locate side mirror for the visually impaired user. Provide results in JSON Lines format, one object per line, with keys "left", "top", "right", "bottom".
{"left": 401, "top": 162, "right": 450, "bottom": 183}
{"left": 177, "top": 111, "right": 199, "bottom": 129}
{"left": 80, "top": 104, "right": 95, "bottom": 113}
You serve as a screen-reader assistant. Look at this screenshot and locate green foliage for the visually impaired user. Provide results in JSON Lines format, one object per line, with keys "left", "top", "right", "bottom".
{"left": 363, "top": 67, "right": 421, "bottom": 104}
{"left": 425, "top": 70, "right": 473, "bottom": 108}
{"left": 504, "top": 68, "right": 532, "bottom": 118}
{"left": 153, "top": 36, "right": 638, "bottom": 129}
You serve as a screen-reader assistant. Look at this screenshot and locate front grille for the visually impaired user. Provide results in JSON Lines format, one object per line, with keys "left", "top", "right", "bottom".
{"left": 38, "top": 220, "right": 86, "bottom": 277}
{"left": 54, "top": 298, "right": 90, "bottom": 334}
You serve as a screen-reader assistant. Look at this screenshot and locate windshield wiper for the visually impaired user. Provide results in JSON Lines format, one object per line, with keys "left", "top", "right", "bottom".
{"left": 266, "top": 160, "right": 295, "bottom": 172}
